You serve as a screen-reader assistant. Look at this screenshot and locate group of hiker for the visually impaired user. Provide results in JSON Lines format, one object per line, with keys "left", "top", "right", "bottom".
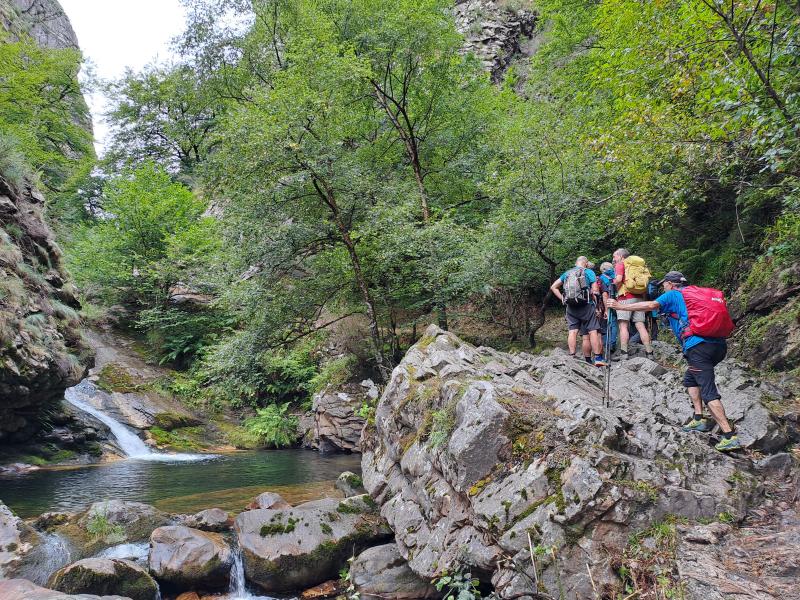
{"left": 550, "top": 248, "right": 740, "bottom": 452}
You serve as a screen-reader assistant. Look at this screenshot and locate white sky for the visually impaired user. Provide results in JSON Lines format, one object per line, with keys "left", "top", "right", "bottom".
{"left": 59, "top": 0, "right": 188, "bottom": 155}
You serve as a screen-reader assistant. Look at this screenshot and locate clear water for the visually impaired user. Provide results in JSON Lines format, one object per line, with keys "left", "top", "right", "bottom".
{"left": 0, "top": 450, "right": 361, "bottom": 518}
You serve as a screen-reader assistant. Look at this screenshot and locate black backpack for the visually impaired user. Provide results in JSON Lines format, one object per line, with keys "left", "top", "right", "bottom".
{"left": 563, "top": 268, "right": 590, "bottom": 306}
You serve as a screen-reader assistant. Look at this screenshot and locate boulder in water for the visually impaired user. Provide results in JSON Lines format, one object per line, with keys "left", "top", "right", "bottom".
{"left": 234, "top": 494, "right": 391, "bottom": 592}
{"left": 351, "top": 543, "right": 438, "bottom": 600}
{"left": 0, "top": 577, "right": 131, "bottom": 599}
{"left": 0, "top": 502, "right": 41, "bottom": 579}
{"left": 335, "top": 471, "right": 365, "bottom": 497}
{"left": 148, "top": 525, "right": 232, "bottom": 590}
{"left": 179, "top": 508, "right": 232, "bottom": 532}
{"left": 48, "top": 557, "right": 158, "bottom": 600}
{"left": 246, "top": 491, "right": 292, "bottom": 511}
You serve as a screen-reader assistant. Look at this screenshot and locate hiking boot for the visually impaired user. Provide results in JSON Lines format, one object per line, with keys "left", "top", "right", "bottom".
{"left": 682, "top": 417, "right": 713, "bottom": 433}
{"left": 593, "top": 357, "right": 607, "bottom": 367}
{"left": 584, "top": 356, "right": 593, "bottom": 365}
{"left": 715, "top": 435, "right": 742, "bottom": 452}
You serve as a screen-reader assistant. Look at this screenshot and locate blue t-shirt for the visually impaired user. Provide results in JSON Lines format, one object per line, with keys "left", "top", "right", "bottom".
{"left": 560, "top": 268, "right": 597, "bottom": 305}
{"left": 655, "top": 289, "right": 725, "bottom": 352}
{"left": 599, "top": 269, "right": 615, "bottom": 294}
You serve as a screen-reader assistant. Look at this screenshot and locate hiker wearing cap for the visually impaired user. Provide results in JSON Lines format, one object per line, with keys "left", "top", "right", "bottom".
{"left": 607, "top": 271, "right": 740, "bottom": 452}
{"left": 550, "top": 256, "right": 607, "bottom": 367}
{"left": 612, "top": 248, "right": 654, "bottom": 359}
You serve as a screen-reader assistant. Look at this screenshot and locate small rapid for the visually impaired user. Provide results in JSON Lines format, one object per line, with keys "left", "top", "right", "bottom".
{"left": 64, "top": 381, "right": 214, "bottom": 463}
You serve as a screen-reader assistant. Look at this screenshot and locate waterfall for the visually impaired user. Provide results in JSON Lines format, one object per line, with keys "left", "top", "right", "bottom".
{"left": 16, "top": 532, "right": 72, "bottom": 585}
{"left": 228, "top": 545, "right": 253, "bottom": 600}
{"left": 64, "top": 381, "right": 215, "bottom": 462}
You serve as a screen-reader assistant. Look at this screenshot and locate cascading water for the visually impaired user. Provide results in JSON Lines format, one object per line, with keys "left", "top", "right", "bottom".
{"left": 228, "top": 546, "right": 252, "bottom": 600}
{"left": 64, "top": 381, "right": 215, "bottom": 462}
{"left": 15, "top": 532, "right": 72, "bottom": 585}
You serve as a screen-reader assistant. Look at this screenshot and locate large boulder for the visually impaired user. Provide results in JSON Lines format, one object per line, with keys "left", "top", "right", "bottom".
{"left": 351, "top": 543, "right": 438, "bottom": 600}
{"left": 0, "top": 502, "right": 41, "bottom": 578}
{"left": 300, "top": 381, "right": 379, "bottom": 453}
{"left": 234, "top": 494, "right": 392, "bottom": 592}
{"left": 246, "top": 492, "right": 292, "bottom": 511}
{"left": 0, "top": 578, "right": 130, "bottom": 599}
{"left": 48, "top": 558, "right": 158, "bottom": 600}
{"left": 148, "top": 525, "right": 232, "bottom": 590}
{"left": 362, "top": 325, "right": 792, "bottom": 600}
{"left": 178, "top": 508, "right": 232, "bottom": 532}
{"left": 52, "top": 501, "right": 170, "bottom": 559}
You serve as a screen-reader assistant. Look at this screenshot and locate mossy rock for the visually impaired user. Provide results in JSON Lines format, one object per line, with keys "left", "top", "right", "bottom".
{"left": 96, "top": 363, "right": 140, "bottom": 393}
{"left": 48, "top": 558, "right": 158, "bottom": 600}
{"left": 152, "top": 411, "right": 201, "bottom": 431}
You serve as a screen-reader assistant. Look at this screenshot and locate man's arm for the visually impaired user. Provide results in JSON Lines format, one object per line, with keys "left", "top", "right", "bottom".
{"left": 550, "top": 279, "right": 564, "bottom": 304}
{"left": 608, "top": 299, "right": 660, "bottom": 312}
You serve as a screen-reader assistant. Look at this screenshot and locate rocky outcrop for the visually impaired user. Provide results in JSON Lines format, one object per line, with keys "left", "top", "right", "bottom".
{"left": 234, "top": 494, "right": 392, "bottom": 592}
{"left": 730, "top": 260, "right": 800, "bottom": 372}
{"left": 362, "top": 325, "right": 793, "bottom": 599}
{"left": 148, "top": 526, "right": 232, "bottom": 590}
{"left": 336, "top": 471, "right": 365, "bottom": 497}
{"left": 0, "top": 578, "right": 131, "bottom": 599}
{"left": 300, "top": 380, "right": 378, "bottom": 453}
{"left": 2, "top": 1, "right": 79, "bottom": 50}
{"left": 48, "top": 558, "right": 158, "bottom": 600}
{"left": 351, "top": 543, "right": 438, "bottom": 600}
{"left": 0, "top": 177, "right": 92, "bottom": 443}
{"left": 454, "top": 0, "right": 538, "bottom": 81}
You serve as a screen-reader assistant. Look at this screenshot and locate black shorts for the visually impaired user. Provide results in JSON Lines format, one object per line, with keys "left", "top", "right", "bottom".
{"left": 683, "top": 341, "right": 727, "bottom": 403}
{"left": 565, "top": 303, "right": 601, "bottom": 335}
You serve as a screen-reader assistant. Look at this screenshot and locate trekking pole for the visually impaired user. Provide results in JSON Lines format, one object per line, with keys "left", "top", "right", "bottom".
{"left": 603, "top": 309, "right": 614, "bottom": 407}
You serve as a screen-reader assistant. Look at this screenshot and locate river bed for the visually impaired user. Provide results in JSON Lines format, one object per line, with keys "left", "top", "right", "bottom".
{"left": 0, "top": 449, "right": 362, "bottom": 518}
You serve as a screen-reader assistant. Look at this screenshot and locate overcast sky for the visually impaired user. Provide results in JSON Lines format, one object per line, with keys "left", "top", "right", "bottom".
{"left": 59, "top": 0, "right": 188, "bottom": 155}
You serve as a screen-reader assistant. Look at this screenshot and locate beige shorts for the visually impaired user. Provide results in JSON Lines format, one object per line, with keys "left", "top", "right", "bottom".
{"left": 616, "top": 297, "right": 646, "bottom": 323}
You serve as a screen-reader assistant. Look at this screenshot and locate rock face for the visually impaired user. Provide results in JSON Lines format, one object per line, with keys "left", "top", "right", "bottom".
{"left": 234, "top": 494, "right": 392, "bottom": 592}
{"left": 2, "top": 1, "right": 80, "bottom": 50}
{"left": 48, "top": 558, "right": 158, "bottom": 600}
{"left": 362, "top": 325, "right": 792, "bottom": 599}
{"left": 730, "top": 261, "right": 800, "bottom": 372}
{"left": 351, "top": 543, "right": 438, "bottom": 600}
{"left": 0, "top": 177, "right": 92, "bottom": 443}
{"left": 0, "top": 578, "right": 131, "bottom": 599}
{"left": 454, "top": 0, "right": 538, "bottom": 81}
{"left": 0, "top": 502, "right": 41, "bottom": 578}
{"left": 300, "top": 380, "right": 378, "bottom": 453}
{"left": 148, "top": 525, "right": 232, "bottom": 590}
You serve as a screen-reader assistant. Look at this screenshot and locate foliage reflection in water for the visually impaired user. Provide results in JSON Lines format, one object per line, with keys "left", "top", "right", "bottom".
{"left": 0, "top": 450, "right": 361, "bottom": 518}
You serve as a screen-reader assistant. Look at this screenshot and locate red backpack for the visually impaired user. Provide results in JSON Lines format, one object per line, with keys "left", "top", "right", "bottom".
{"left": 678, "top": 286, "right": 735, "bottom": 339}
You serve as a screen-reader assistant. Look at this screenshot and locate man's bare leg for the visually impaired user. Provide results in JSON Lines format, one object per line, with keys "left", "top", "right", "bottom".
{"left": 568, "top": 329, "right": 579, "bottom": 354}
{"left": 582, "top": 335, "right": 591, "bottom": 357}
{"left": 634, "top": 320, "right": 653, "bottom": 352}
{"left": 707, "top": 399, "right": 733, "bottom": 433}
{"left": 619, "top": 320, "right": 630, "bottom": 352}
{"left": 687, "top": 386, "right": 703, "bottom": 416}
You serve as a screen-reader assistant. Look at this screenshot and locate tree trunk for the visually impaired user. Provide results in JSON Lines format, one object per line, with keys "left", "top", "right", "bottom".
{"left": 314, "top": 178, "right": 390, "bottom": 382}
{"left": 437, "top": 303, "right": 449, "bottom": 331}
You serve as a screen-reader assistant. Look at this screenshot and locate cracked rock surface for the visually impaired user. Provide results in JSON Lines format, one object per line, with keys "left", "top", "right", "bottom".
{"left": 362, "top": 325, "right": 797, "bottom": 599}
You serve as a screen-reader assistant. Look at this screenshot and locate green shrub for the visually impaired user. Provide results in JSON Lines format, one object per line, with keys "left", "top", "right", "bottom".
{"left": 243, "top": 403, "right": 299, "bottom": 448}
{"left": 428, "top": 403, "right": 457, "bottom": 449}
{"left": 309, "top": 355, "right": 357, "bottom": 395}
{"left": 86, "top": 511, "right": 125, "bottom": 542}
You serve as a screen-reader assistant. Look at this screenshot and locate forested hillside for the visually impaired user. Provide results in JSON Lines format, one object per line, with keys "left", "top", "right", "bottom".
{"left": 8, "top": 0, "right": 800, "bottom": 418}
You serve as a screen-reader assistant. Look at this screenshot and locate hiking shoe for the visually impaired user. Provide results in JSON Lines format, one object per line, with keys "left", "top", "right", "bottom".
{"left": 715, "top": 435, "right": 742, "bottom": 452}
{"left": 584, "top": 356, "right": 593, "bottom": 365}
{"left": 682, "top": 418, "right": 713, "bottom": 433}
{"left": 593, "top": 357, "right": 607, "bottom": 367}
{"left": 645, "top": 351, "right": 654, "bottom": 360}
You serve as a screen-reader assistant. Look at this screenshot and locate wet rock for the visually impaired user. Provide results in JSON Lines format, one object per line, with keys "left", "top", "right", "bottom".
{"left": 0, "top": 463, "right": 41, "bottom": 475}
{"left": 148, "top": 526, "right": 232, "bottom": 590}
{"left": 0, "top": 577, "right": 131, "bottom": 599}
{"left": 48, "top": 557, "right": 158, "bottom": 600}
{"left": 351, "top": 543, "right": 438, "bottom": 600}
{"left": 300, "top": 580, "right": 343, "bottom": 599}
{"left": 335, "top": 471, "right": 365, "bottom": 497}
{"left": 0, "top": 501, "right": 41, "bottom": 579}
{"left": 234, "top": 494, "right": 391, "bottom": 592}
{"left": 247, "top": 492, "right": 292, "bottom": 511}
{"left": 300, "top": 381, "right": 377, "bottom": 453}
{"left": 180, "top": 509, "right": 232, "bottom": 532}
{"left": 362, "top": 325, "right": 785, "bottom": 599}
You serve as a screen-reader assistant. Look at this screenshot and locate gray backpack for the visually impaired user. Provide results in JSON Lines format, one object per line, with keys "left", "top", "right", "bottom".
{"left": 564, "top": 268, "right": 589, "bottom": 306}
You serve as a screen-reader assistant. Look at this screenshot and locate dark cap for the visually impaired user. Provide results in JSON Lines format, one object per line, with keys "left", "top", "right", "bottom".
{"left": 657, "top": 271, "right": 688, "bottom": 286}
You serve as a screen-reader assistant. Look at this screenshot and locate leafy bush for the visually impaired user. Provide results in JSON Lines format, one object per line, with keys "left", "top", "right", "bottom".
{"left": 86, "top": 511, "right": 125, "bottom": 542}
{"left": 309, "top": 355, "right": 357, "bottom": 395}
{"left": 433, "top": 568, "right": 482, "bottom": 600}
{"left": 243, "top": 403, "right": 299, "bottom": 448}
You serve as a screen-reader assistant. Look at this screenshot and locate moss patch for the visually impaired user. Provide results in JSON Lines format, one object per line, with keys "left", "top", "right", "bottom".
{"left": 96, "top": 363, "right": 141, "bottom": 393}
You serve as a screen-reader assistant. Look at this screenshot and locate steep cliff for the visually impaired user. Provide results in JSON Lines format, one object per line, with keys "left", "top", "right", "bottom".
{"left": 362, "top": 326, "right": 798, "bottom": 599}
{"left": 0, "top": 176, "right": 91, "bottom": 442}
{"left": 1, "top": 0, "right": 79, "bottom": 50}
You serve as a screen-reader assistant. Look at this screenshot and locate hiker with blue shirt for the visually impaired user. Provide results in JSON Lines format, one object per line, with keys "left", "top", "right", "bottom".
{"left": 599, "top": 261, "right": 618, "bottom": 353}
{"left": 607, "top": 271, "right": 740, "bottom": 451}
{"left": 550, "top": 256, "right": 607, "bottom": 367}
